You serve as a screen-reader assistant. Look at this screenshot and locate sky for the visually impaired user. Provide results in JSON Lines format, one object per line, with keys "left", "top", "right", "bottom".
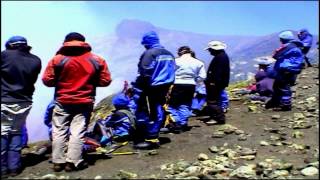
{"left": 1, "top": 1, "right": 319, "bottom": 142}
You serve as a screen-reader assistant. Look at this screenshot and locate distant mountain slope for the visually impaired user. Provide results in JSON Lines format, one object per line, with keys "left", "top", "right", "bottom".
{"left": 91, "top": 19, "right": 319, "bottom": 93}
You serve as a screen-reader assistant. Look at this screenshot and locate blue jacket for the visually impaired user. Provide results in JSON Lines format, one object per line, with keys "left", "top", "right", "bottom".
{"left": 298, "top": 31, "right": 313, "bottom": 48}
{"left": 272, "top": 41, "right": 304, "bottom": 75}
{"left": 44, "top": 100, "right": 55, "bottom": 134}
{"left": 137, "top": 31, "right": 175, "bottom": 87}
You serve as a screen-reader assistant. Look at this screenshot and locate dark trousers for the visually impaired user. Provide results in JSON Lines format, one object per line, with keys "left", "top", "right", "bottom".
{"left": 267, "top": 75, "right": 292, "bottom": 109}
{"left": 135, "top": 84, "right": 171, "bottom": 140}
{"left": 168, "top": 84, "right": 196, "bottom": 107}
{"left": 204, "top": 84, "right": 225, "bottom": 122}
{"left": 301, "top": 47, "right": 312, "bottom": 67}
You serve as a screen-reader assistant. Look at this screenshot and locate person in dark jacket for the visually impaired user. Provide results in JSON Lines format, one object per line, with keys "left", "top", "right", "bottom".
{"left": 266, "top": 31, "right": 304, "bottom": 111}
{"left": 42, "top": 32, "right": 112, "bottom": 172}
{"left": 250, "top": 69, "right": 274, "bottom": 102}
{"left": 1, "top": 36, "right": 41, "bottom": 178}
{"left": 297, "top": 28, "right": 313, "bottom": 67}
{"left": 132, "top": 31, "right": 175, "bottom": 149}
{"left": 203, "top": 41, "right": 230, "bottom": 125}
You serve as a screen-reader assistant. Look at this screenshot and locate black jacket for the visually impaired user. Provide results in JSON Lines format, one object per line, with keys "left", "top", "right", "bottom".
{"left": 206, "top": 50, "right": 230, "bottom": 89}
{"left": 1, "top": 48, "right": 41, "bottom": 103}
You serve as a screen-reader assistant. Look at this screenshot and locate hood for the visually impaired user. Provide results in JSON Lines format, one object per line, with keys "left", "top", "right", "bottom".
{"left": 141, "top": 31, "right": 162, "bottom": 49}
{"left": 112, "top": 93, "right": 130, "bottom": 109}
{"left": 56, "top": 40, "right": 92, "bottom": 56}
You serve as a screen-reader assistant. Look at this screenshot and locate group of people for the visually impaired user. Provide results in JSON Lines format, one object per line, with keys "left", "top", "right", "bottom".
{"left": 1, "top": 28, "right": 314, "bottom": 177}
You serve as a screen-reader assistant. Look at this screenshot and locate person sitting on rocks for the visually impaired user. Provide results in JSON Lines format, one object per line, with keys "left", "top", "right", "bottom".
{"left": 85, "top": 92, "right": 136, "bottom": 150}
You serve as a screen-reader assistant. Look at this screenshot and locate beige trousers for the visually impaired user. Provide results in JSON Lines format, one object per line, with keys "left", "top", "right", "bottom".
{"left": 51, "top": 102, "right": 92, "bottom": 167}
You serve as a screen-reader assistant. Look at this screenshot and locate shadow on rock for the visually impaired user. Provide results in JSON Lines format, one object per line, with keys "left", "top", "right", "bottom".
{"left": 21, "top": 153, "right": 49, "bottom": 168}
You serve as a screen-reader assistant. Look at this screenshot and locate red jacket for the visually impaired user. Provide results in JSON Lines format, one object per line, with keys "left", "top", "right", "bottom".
{"left": 42, "top": 41, "right": 112, "bottom": 104}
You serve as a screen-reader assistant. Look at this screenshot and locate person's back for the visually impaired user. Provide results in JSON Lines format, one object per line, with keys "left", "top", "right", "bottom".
{"left": 43, "top": 37, "right": 111, "bottom": 104}
{"left": 1, "top": 40, "right": 41, "bottom": 103}
{"left": 166, "top": 46, "right": 206, "bottom": 132}
{"left": 42, "top": 32, "right": 112, "bottom": 172}
{"left": 1, "top": 36, "right": 41, "bottom": 178}
{"left": 175, "top": 53, "right": 206, "bottom": 85}
{"left": 133, "top": 31, "right": 175, "bottom": 149}
{"left": 255, "top": 71, "right": 274, "bottom": 97}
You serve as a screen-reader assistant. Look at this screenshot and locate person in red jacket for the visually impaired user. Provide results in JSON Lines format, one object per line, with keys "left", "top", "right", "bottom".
{"left": 42, "top": 32, "right": 111, "bottom": 172}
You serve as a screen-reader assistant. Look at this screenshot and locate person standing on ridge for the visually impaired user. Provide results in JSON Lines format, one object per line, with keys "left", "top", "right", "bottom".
{"left": 203, "top": 41, "right": 230, "bottom": 125}
{"left": 1, "top": 36, "right": 42, "bottom": 178}
{"left": 132, "top": 31, "right": 175, "bottom": 150}
{"left": 42, "top": 32, "right": 112, "bottom": 172}
{"left": 297, "top": 28, "right": 313, "bottom": 67}
{"left": 265, "top": 30, "right": 304, "bottom": 111}
{"left": 165, "top": 46, "right": 206, "bottom": 133}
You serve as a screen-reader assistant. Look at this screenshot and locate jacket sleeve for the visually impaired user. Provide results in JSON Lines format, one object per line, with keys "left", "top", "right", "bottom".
{"left": 196, "top": 62, "right": 207, "bottom": 83}
{"left": 42, "top": 56, "right": 57, "bottom": 87}
{"left": 97, "top": 58, "right": 112, "bottom": 87}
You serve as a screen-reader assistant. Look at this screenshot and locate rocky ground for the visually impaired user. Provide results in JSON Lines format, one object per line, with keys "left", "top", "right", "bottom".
{"left": 13, "top": 66, "right": 319, "bottom": 179}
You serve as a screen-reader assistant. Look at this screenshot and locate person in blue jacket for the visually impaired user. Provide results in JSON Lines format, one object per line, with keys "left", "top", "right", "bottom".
{"left": 86, "top": 93, "right": 136, "bottom": 147}
{"left": 43, "top": 100, "right": 55, "bottom": 141}
{"left": 297, "top": 29, "right": 313, "bottom": 67}
{"left": 132, "top": 31, "right": 175, "bottom": 149}
{"left": 265, "top": 30, "right": 304, "bottom": 111}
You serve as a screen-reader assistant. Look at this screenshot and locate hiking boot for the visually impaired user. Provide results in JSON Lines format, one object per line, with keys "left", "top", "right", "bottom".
{"left": 160, "top": 127, "right": 170, "bottom": 133}
{"left": 205, "top": 119, "right": 217, "bottom": 126}
{"left": 8, "top": 169, "right": 21, "bottom": 177}
{"left": 64, "top": 162, "right": 75, "bottom": 172}
{"left": 215, "top": 120, "right": 226, "bottom": 125}
{"left": 134, "top": 139, "right": 160, "bottom": 150}
{"left": 273, "top": 105, "right": 291, "bottom": 111}
{"left": 191, "top": 109, "right": 201, "bottom": 116}
{"left": 170, "top": 124, "right": 189, "bottom": 133}
{"left": 53, "top": 163, "right": 65, "bottom": 172}
{"left": 65, "top": 161, "right": 88, "bottom": 172}
{"left": 1, "top": 170, "right": 9, "bottom": 179}
{"left": 222, "top": 108, "right": 229, "bottom": 113}
{"left": 205, "top": 119, "right": 225, "bottom": 126}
